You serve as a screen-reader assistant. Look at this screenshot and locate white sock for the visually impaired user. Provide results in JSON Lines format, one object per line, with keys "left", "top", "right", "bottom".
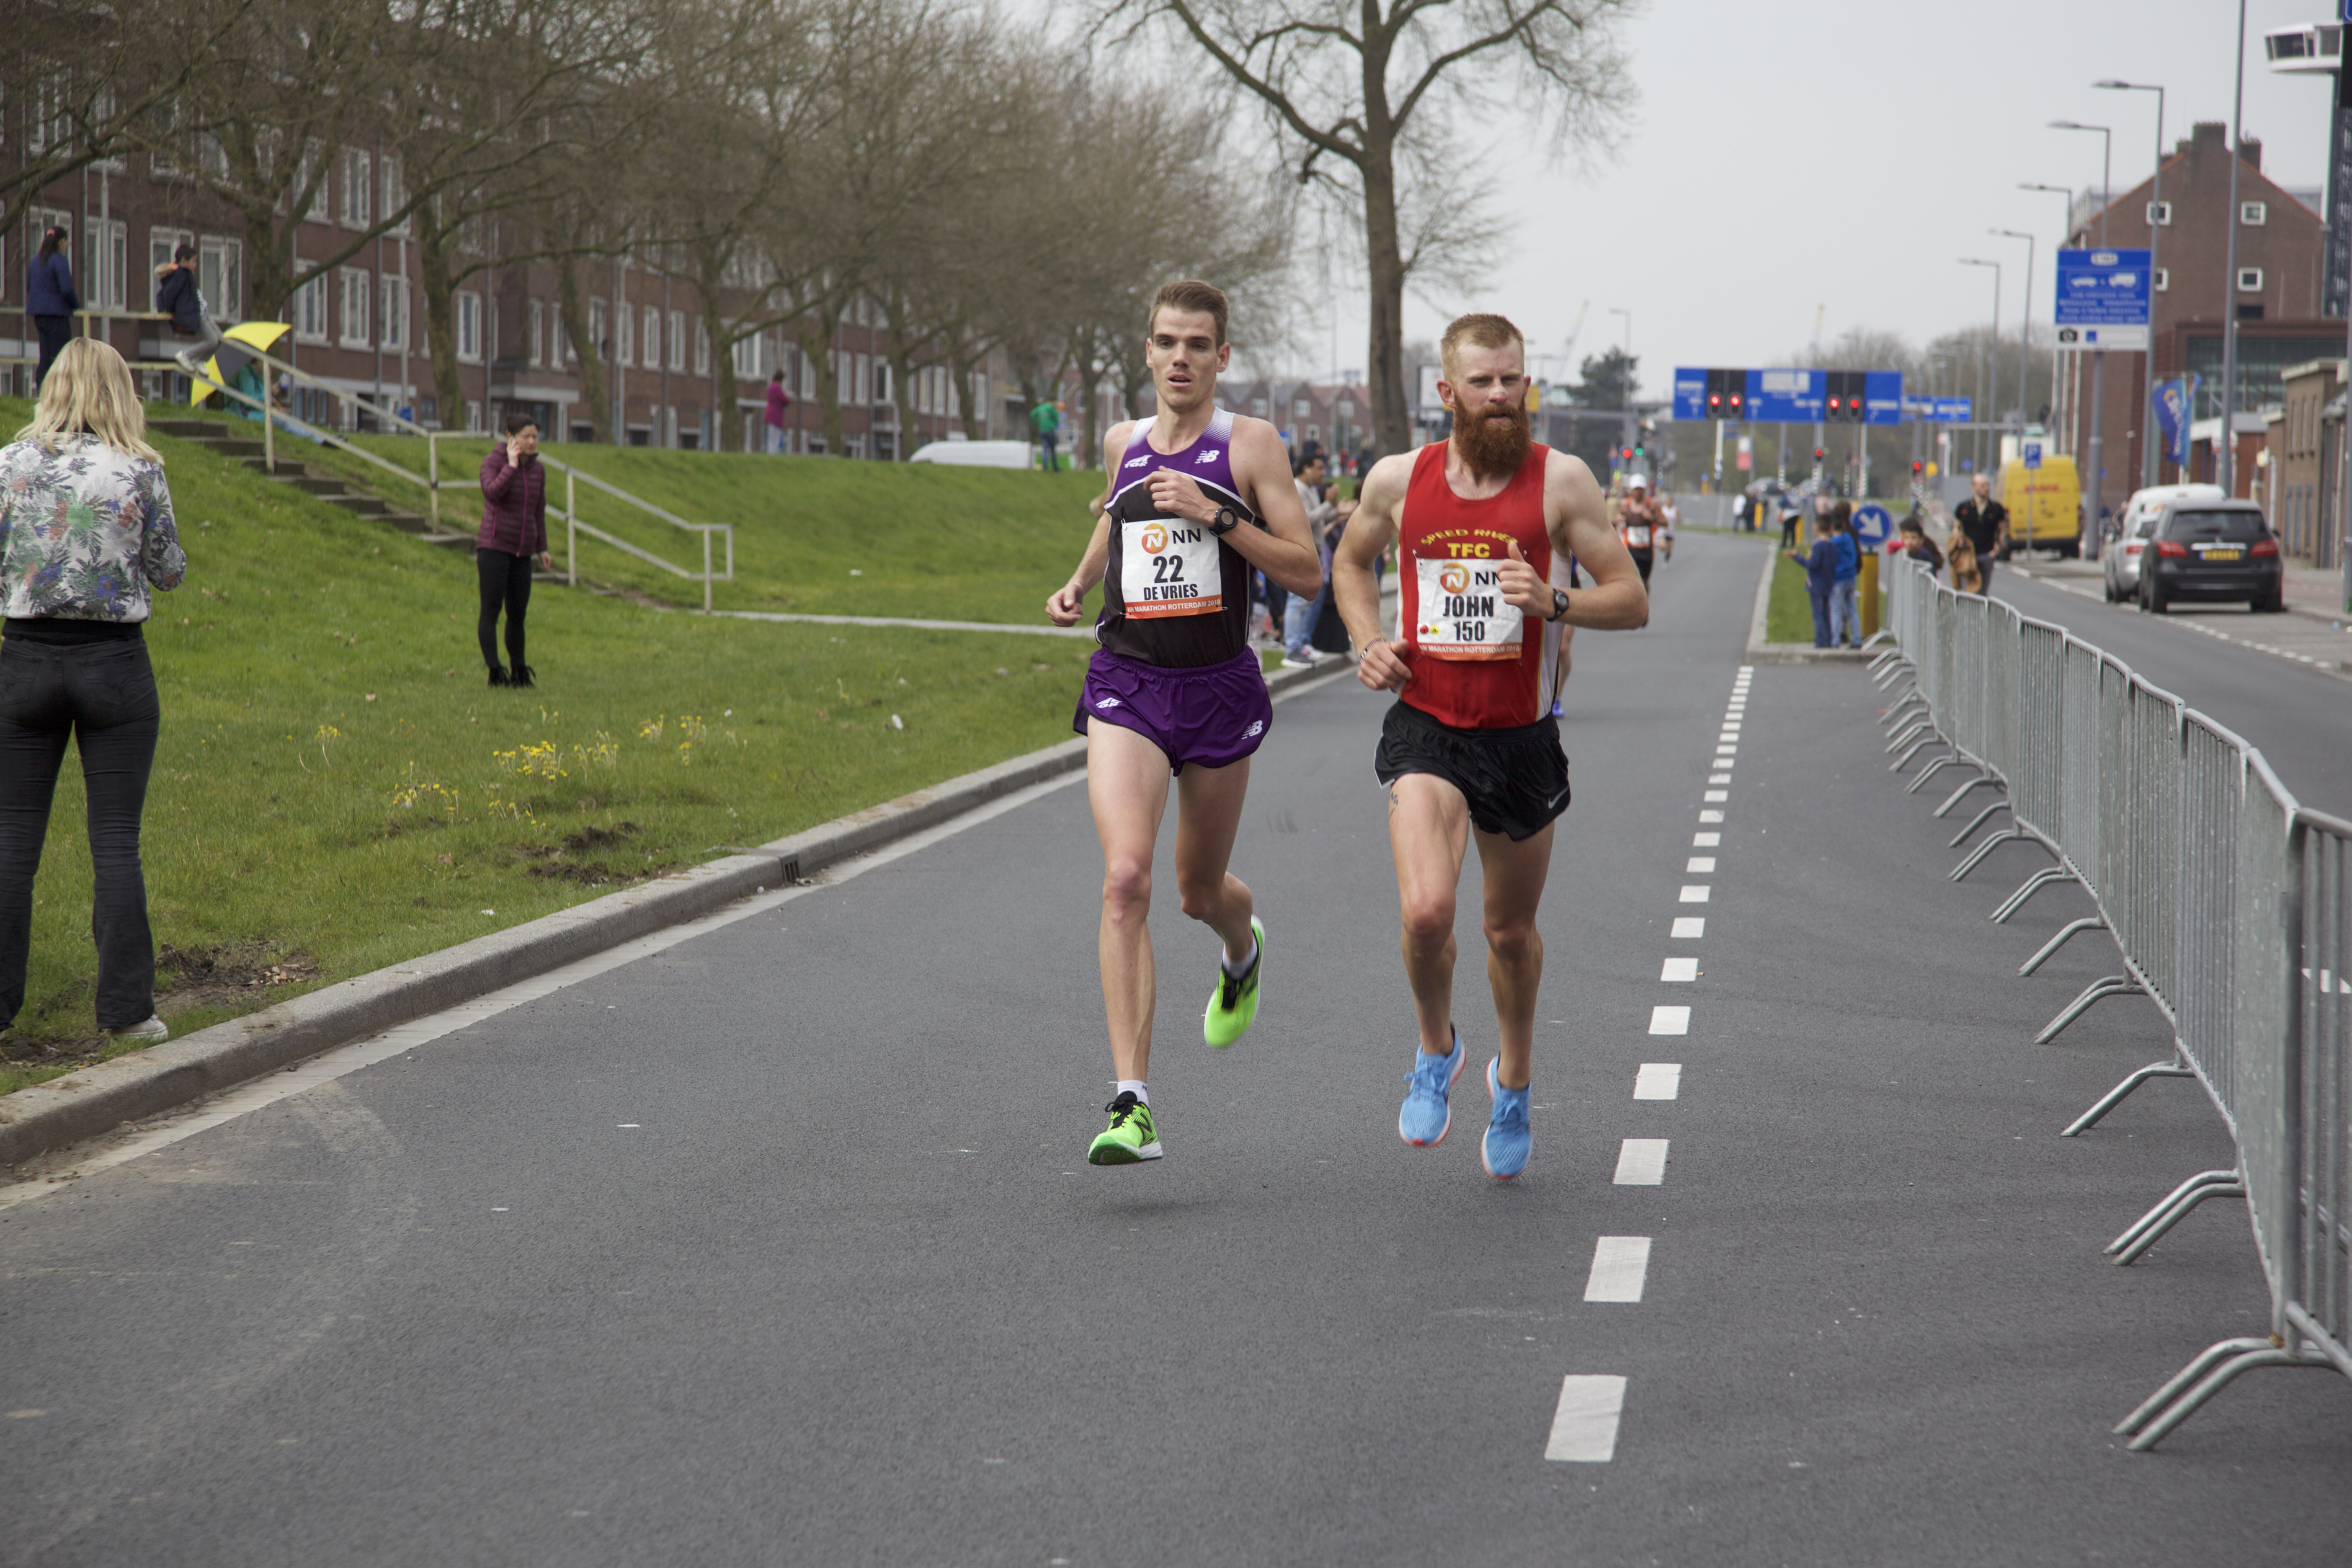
{"left": 1220, "top": 932, "right": 1260, "bottom": 978}
{"left": 1116, "top": 1079, "right": 1148, "bottom": 1106}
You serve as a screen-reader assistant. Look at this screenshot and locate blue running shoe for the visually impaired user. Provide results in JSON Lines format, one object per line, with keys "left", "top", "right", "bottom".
{"left": 1482, "top": 1057, "right": 1531, "bottom": 1180}
{"left": 1398, "top": 1026, "right": 1465, "bottom": 1147}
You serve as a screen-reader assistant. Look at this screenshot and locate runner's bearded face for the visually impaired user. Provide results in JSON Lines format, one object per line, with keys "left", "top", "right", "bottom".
{"left": 1447, "top": 381, "right": 1532, "bottom": 480}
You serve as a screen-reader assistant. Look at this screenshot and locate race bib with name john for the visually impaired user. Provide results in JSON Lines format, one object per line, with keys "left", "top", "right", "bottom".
{"left": 1412, "top": 555, "right": 1522, "bottom": 660}
{"left": 1121, "top": 518, "right": 1223, "bottom": 618}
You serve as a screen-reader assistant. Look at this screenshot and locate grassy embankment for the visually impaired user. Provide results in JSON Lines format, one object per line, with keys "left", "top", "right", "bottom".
{"left": 0, "top": 399, "right": 1118, "bottom": 1092}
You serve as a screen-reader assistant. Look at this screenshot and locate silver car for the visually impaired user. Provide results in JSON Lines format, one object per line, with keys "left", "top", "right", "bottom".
{"left": 2104, "top": 483, "right": 2226, "bottom": 601}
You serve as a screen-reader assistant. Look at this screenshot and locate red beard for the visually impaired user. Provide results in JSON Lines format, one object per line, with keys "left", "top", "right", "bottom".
{"left": 1449, "top": 394, "right": 1532, "bottom": 480}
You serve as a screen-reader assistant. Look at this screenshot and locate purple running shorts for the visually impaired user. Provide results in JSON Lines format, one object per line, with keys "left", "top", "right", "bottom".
{"left": 1073, "top": 647, "right": 1273, "bottom": 773}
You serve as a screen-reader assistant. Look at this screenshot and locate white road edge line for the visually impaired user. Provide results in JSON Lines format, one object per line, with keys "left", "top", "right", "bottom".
{"left": 0, "top": 768, "right": 1094, "bottom": 1210}
{"left": 1584, "top": 1236, "right": 1653, "bottom": 1303}
{"left": 1633, "top": 1063, "right": 1681, "bottom": 1100}
{"left": 1613, "top": 1138, "right": 1670, "bottom": 1184}
{"left": 1545, "top": 1375, "right": 1629, "bottom": 1462}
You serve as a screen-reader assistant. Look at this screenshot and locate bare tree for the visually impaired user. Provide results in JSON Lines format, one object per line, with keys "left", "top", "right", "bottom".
{"left": 1099, "top": 0, "right": 1638, "bottom": 453}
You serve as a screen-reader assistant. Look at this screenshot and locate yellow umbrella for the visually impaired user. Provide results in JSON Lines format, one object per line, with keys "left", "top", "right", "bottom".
{"left": 189, "top": 320, "right": 291, "bottom": 408}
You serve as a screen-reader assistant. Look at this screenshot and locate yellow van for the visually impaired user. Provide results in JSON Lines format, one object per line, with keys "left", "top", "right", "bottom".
{"left": 1996, "top": 454, "right": 2084, "bottom": 557}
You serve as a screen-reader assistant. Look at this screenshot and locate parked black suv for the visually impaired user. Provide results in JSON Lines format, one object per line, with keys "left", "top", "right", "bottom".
{"left": 2138, "top": 498, "right": 2284, "bottom": 614}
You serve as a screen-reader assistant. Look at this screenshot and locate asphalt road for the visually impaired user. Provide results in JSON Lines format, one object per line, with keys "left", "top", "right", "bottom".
{"left": 1991, "top": 565, "right": 2352, "bottom": 821}
{"left": 3, "top": 532, "right": 2348, "bottom": 1565}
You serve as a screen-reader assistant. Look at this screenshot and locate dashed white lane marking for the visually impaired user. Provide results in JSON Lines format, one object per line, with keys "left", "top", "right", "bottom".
{"left": 1686, "top": 856, "right": 1716, "bottom": 873}
{"left": 1678, "top": 885, "right": 1710, "bottom": 903}
{"left": 1584, "top": 1237, "right": 1654, "bottom": 1303}
{"left": 1613, "top": 1138, "right": 1670, "bottom": 1184}
{"left": 1702, "top": 789, "right": 1728, "bottom": 802}
{"left": 1634, "top": 1063, "right": 1682, "bottom": 1100}
{"left": 1692, "top": 831, "right": 1720, "bottom": 847}
{"left": 1545, "top": 1375, "right": 1629, "bottom": 1462}
{"left": 1660, "top": 957, "right": 1698, "bottom": 982}
{"left": 1648, "top": 1006, "right": 1690, "bottom": 1035}
{"left": 1707, "top": 772, "right": 1730, "bottom": 785}
{"left": 1671, "top": 916, "right": 1705, "bottom": 938}
{"left": 1700, "top": 809, "right": 1725, "bottom": 823}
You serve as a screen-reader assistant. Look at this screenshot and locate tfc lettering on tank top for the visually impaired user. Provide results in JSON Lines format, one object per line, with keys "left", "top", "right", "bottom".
{"left": 1096, "top": 407, "right": 1257, "bottom": 668}
{"left": 1395, "top": 440, "right": 1567, "bottom": 730}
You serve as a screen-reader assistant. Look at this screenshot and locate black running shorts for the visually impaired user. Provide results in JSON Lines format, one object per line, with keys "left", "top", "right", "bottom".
{"left": 1374, "top": 701, "right": 1572, "bottom": 842}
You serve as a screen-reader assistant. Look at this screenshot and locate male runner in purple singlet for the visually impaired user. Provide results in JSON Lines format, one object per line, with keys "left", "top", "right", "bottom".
{"left": 1046, "top": 280, "right": 1324, "bottom": 1165}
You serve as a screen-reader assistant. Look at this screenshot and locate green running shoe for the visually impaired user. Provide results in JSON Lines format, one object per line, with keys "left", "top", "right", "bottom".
{"left": 1087, "top": 1091, "right": 1162, "bottom": 1164}
{"left": 1203, "top": 917, "right": 1266, "bottom": 1048}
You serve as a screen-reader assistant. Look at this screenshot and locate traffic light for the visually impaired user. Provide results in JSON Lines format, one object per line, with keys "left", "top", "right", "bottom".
{"left": 1620, "top": 446, "right": 1635, "bottom": 462}
{"left": 1813, "top": 447, "right": 1825, "bottom": 463}
{"left": 1825, "top": 370, "right": 1866, "bottom": 424}
{"left": 1702, "top": 368, "right": 1746, "bottom": 420}
{"left": 1912, "top": 460, "right": 1924, "bottom": 479}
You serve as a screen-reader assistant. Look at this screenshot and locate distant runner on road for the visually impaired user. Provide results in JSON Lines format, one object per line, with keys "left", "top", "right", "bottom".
{"left": 1331, "top": 312, "right": 1648, "bottom": 1179}
{"left": 1045, "top": 280, "right": 1324, "bottom": 1166}
{"left": 1617, "top": 476, "right": 1662, "bottom": 587}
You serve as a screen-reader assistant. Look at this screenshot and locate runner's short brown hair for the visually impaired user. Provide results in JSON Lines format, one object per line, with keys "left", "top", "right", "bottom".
{"left": 1148, "top": 280, "right": 1229, "bottom": 346}
{"left": 1440, "top": 312, "right": 1526, "bottom": 378}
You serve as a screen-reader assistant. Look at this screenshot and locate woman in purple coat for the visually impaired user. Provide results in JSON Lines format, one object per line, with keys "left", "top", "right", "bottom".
{"left": 477, "top": 414, "right": 553, "bottom": 687}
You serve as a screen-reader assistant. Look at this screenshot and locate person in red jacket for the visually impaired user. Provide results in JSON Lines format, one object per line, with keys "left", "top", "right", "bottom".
{"left": 477, "top": 415, "right": 553, "bottom": 687}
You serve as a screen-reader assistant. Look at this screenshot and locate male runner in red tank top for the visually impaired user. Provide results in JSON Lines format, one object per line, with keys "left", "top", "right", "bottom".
{"left": 1332, "top": 313, "right": 1648, "bottom": 1179}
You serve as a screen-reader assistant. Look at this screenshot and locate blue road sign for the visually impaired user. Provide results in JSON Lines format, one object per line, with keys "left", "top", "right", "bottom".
{"left": 1850, "top": 504, "right": 1893, "bottom": 547}
{"left": 1936, "top": 397, "right": 1972, "bottom": 422}
{"left": 2055, "top": 248, "right": 2152, "bottom": 351}
{"left": 1863, "top": 371, "right": 1904, "bottom": 426}
{"left": 1671, "top": 368, "right": 1709, "bottom": 421}
{"left": 1899, "top": 397, "right": 1974, "bottom": 422}
{"left": 2023, "top": 441, "right": 2044, "bottom": 470}
{"left": 1748, "top": 368, "right": 1823, "bottom": 423}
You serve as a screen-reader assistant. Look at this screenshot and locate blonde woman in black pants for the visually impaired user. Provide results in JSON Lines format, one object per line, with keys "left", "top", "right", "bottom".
{"left": 477, "top": 414, "right": 553, "bottom": 687}
{"left": 0, "top": 339, "right": 187, "bottom": 1045}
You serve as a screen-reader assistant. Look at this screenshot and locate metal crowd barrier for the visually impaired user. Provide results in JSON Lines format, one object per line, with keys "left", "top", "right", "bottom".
{"left": 1869, "top": 561, "right": 2352, "bottom": 1450}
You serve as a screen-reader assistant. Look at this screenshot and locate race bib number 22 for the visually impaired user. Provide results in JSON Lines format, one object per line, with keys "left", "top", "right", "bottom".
{"left": 1121, "top": 519, "right": 1223, "bottom": 618}
{"left": 1413, "top": 556, "right": 1522, "bottom": 660}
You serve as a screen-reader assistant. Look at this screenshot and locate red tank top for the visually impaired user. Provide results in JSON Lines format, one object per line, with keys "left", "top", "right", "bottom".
{"left": 1396, "top": 441, "right": 1558, "bottom": 730}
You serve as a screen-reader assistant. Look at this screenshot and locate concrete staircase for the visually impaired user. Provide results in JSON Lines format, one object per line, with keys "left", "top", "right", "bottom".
{"left": 148, "top": 416, "right": 475, "bottom": 549}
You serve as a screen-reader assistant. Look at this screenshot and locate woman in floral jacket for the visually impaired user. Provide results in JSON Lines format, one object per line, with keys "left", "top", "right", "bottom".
{"left": 0, "top": 338, "right": 187, "bottom": 1045}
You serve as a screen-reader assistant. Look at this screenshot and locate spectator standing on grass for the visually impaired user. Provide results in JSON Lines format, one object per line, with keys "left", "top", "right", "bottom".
{"left": 1827, "top": 500, "right": 1860, "bottom": 647}
{"left": 1952, "top": 472, "right": 2008, "bottom": 593}
{"left": 0, "top": 339, "right": 186, "bottom": 1048}
{"left": 1031, "top": 397, "right": 1062, "bottom": 471}
{"left": 478, "top": 414, "right": 554, "bottom": 689}
{"left": 1788, "top": 507, "right": 1841, "bottom": 648}
{"left": 1283, "top": 451, "right": 1337, "bottom": 667}
{"left": 153, "top": 242, "right": 223, "bottom": 383}
{"left": 25, "top": 224, "right": 79, "bottom": 391}
{"left": 764, "top": 368, "right": 792, "bottom": 453}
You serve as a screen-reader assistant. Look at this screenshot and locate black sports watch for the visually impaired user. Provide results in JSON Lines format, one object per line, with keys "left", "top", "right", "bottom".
{"left": 1208, "top": 505, "right": 1241, "bottom": 537}
{"left": 1548, "top": 587, "right": 1571, "bottom": 623}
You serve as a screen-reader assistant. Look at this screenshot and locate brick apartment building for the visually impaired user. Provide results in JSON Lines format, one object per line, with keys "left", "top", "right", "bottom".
{"left": 3, "top": 157, "right": 1013, "bottom": 456}
{"left": 2062, "top": 121, "right": 2342, "bottom": 535}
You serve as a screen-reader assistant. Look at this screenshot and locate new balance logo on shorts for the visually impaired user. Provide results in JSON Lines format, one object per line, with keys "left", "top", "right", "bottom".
{"left": 1096, "top": 696, "right": 1122, "bottom": 709}
{"left": 1244, "top": 720, "right": 1264, "bottom": 738}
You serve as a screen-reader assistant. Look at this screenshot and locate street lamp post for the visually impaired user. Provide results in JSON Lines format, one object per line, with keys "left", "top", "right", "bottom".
{"left": 2221, "top": 0, "right": 2249, "bottom": 497}
{"left": 2095, "top": 79, "right": 2168, "bottom": 490}
{"left": 2052, "top": 121, "right": 2114, "bottom": 532}
{"left": 2022, "top": 185, "right": 2075, "bottom": 455}
{"left": 1960, "top": 258, "right": 2002, "bottom": 477}
{"left": 1992, "top": 229, "right": 2037, "bottom": 454}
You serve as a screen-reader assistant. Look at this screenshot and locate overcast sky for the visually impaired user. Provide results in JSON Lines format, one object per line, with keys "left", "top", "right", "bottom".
{"left": 1256, "top": 0, "right": 2341, "bottom": 395}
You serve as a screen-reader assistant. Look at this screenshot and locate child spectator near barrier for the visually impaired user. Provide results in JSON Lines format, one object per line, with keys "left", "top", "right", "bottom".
{"left": 1788, "top": 509, "right": 1841, "bottom": 648}
{"left": 0, "top": 339, "right": 187, "bottom": 1048}
{"left": 25, "top": 225, "right": 78, "bottom": 390}
{"left": 1896, "top": 515, "right": 1945, "bottom": 573}
{"left": 477, "top": 415, "right": 553, "bottom": 689}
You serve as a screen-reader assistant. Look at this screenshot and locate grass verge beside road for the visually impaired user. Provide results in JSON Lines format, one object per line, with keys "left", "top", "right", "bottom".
{"left": 0, "top": 398, "right": 1096, "bottom": 1093}
{"left": 1765, "top": 549, "right": 1816, "bottom": 644}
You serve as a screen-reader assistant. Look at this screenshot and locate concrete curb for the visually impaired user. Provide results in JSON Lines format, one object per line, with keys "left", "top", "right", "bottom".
{"left": 0, "top": 652, "right": 1345, "bottom": 1168}
{"left": 1742, "top": 539, "right": 1872, "bottom": 665}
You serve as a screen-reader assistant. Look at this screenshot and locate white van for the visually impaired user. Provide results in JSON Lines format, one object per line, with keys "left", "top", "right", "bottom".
{"left": 2103, "top": 482, "right": 2226, "bottom": 601}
